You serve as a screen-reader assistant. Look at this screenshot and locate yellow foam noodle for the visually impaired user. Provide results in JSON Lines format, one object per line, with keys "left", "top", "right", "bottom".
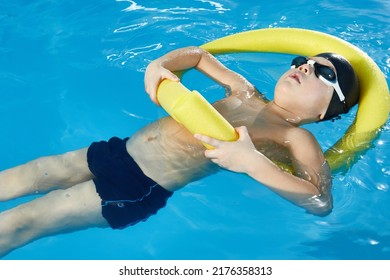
{"left": 157, "top": 79, "right": 238, "bottom": 149}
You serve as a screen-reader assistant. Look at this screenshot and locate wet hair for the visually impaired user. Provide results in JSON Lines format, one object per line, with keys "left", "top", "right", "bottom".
{"left": 316, "top": 53, "right": 360, "bottom": 121}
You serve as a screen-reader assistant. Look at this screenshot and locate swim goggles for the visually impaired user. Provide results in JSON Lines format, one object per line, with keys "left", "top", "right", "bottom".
{"left": 291, "top": 56, "right": 346, "bottom": 103}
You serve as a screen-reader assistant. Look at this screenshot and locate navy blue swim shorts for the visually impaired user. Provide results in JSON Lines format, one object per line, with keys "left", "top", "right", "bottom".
{"left": 87, "top": 137, "right": 173, "bottom": 229}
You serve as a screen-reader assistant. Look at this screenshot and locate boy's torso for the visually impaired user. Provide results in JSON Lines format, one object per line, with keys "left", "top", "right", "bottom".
{"left": 127, "top": 95, "right": 299, "bottom": 191}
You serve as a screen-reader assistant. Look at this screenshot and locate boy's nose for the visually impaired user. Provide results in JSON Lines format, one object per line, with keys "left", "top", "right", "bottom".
{"left": 298, "top": 64, "right": 313, "bottom": 75}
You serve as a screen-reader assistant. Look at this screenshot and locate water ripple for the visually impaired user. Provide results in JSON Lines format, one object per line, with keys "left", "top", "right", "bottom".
{"left": 117, "top": 0, "right": 230, "bottom": 14}
{"left": 106, "top": 43, "right": 162, "bottom": 67}
{"left": 113, "top": 22, "right": 148, "bottom": 33}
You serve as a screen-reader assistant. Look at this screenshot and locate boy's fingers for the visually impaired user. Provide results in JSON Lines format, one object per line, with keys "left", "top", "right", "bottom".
{"left": 204, "top": 149, "right": 218, "bottom": 159}
{"left": 235, "top": 126, "right": 248, "bottom": 136}
{"left": 235, "top": 126, "right": 250, "bottom": 141}
{"left": 194, "top": 134, "right": 221, "bottom": 148}
{"left": 163, "top": 72, "right": 180, "bottom": 81}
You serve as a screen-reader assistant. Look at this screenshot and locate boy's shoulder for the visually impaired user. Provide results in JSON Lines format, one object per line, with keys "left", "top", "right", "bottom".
{"left": 285, "top": 126, "right": 320, "bottom": 149}
{"left": 285, "top": 126, "right": 325, "bottom": 164}
{"left": 285, "top": 126, "right": 316, "bottom": 141}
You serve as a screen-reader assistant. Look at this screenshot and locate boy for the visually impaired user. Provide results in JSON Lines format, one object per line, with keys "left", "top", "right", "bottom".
{"left": 0, "top": 47, "right": 359, "bottom": 257}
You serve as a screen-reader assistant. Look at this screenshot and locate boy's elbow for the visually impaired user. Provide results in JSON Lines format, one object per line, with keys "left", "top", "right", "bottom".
{"left": 308, "top": 202, "right": 333, "bottom": 217}
{"left": 304, "top": 194, "right": 333, "bottom": 217}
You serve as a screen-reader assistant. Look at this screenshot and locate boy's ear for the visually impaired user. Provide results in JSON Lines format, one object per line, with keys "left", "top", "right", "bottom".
{"left": 319, "top": 112, "right": 326, "bottom": 120}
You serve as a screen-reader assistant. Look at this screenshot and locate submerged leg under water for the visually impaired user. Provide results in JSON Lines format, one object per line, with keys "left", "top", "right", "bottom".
{"left": 0, "top": 180, "right": 109, "bottom": 258}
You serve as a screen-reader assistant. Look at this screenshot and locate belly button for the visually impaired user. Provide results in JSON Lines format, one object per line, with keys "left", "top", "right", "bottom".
{"left": 146, "top": 136, "right": 158, "bottom": 142}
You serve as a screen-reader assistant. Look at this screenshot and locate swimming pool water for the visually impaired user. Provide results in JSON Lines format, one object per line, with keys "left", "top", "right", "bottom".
{"left": 0, "top": 0, "right": 389, "bottom": 260}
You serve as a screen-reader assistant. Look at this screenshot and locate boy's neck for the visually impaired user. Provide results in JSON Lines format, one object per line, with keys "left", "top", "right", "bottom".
{"left": 266, "top": 102, "right": 304, "bottom": 126}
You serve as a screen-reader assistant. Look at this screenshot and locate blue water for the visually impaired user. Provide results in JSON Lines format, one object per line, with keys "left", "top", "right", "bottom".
{"left": 0, "top": 0, "right": 389, "bottom": 260}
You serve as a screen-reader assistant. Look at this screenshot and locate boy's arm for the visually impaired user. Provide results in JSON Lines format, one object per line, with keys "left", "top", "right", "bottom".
{"left": 195, "top": 126, "right": 333, "bottom": 216}
{"left": 283, "top": 127, "right": 333, "bottom": 215}
{"left": 144, "top": 46, "right": 258, "bottom": 104}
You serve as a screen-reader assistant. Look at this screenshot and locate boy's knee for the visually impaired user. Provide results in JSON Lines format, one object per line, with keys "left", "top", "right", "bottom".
{"left": 0, "top": 209, "right": 37, "bottom": 258}
{"left": 0, "top": 205, "right": 41, "bottom": 241}
{"left": 2, "top": 208, "right": 25, "bottom": 230}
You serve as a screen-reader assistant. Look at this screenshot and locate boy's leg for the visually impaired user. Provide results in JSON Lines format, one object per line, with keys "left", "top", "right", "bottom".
{"left": 0, "top": 180, "right": 109, "bottom": 258}
{"left": 0, "top": 148, "right": 93, "bottom": 201}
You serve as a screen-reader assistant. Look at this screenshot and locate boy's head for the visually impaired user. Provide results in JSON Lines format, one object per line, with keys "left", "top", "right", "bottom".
{"left": 314, "top": 53, "right": 360, "bottom": 121}
{"left": 275, "top": 53, "right": 360, "bottom": 123}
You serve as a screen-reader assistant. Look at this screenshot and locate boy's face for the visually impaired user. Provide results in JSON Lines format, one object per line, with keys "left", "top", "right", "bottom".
{"left": 274, "top": 57, "right": 335, "bottom": 121}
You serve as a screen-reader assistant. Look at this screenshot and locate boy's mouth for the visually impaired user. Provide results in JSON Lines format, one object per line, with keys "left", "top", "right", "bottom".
{"left": 289, "top": 73, "right": 301, "bottom": 84}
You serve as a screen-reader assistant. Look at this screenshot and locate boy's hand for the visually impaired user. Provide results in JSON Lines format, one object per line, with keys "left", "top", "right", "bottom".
{"left": 144, "top": 61, "right": 180, "bottom": 105}
{"left": 194, "top": 126, "right": 260, "bottom": 174}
